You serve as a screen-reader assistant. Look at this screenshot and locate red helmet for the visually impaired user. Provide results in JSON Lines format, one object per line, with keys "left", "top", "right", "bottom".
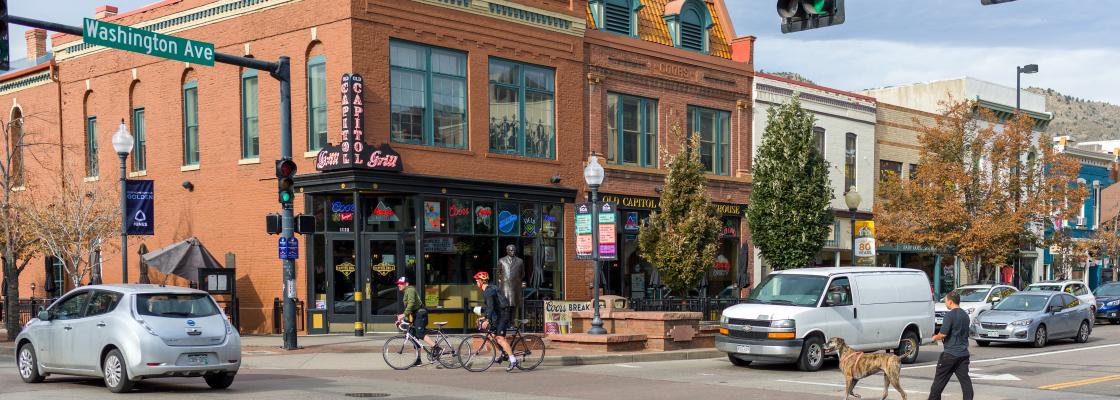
{"left": 473, "top": 271, "right": 490, "bottom": 282}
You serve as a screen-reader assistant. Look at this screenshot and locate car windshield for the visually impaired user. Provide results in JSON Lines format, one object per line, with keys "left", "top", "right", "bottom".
{"left": 1096, "top": 285, "right": 1120, "bottom": 296}
{"left": 747, "top": 274, "right": 828, "bottom": 307}
{"left": 956, "top": 287, "right": 990, "bottom": 302}
{"left": 993, "top": 295, "right": 1048, "bottom": 312}
{"left": 1027, "top": 285, "right": 1061, "bottom": 292}
{"left": 136, "top": 293, "right": 220, "bottom": 318}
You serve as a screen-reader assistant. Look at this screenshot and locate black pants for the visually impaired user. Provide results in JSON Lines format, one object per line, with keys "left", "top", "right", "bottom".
{"left": 928, "top": 352, "right": 974, "bottom": 400}
{"left": 408, "top": 309, "right": 428, "bottom": 340}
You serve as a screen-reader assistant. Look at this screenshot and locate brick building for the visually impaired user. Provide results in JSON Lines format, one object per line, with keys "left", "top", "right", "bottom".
{"left": 3, "top": 0, "right": 755, "bottom": 333}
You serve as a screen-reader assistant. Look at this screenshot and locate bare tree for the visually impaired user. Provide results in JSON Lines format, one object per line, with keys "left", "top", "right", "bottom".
{"left": 2, "top": 115, "right": 43, "bottom": 340}
{"left": 26, "top": 170, "right": 119, "bottom": 291}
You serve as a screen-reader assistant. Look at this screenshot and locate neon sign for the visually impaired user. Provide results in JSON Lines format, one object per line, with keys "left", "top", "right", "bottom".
{"left": 315, "top": 73, "right": 404, "bottom": 172}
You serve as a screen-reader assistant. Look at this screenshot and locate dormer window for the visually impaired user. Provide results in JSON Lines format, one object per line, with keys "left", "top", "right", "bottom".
{"left": 592, "top": 0, "right": 642, "bottom": 37}
{"left": 664, "top": 0, "right": 711, "bottom": 53}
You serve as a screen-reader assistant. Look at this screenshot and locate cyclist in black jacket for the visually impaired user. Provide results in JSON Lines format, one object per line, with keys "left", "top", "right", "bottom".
{"left": 473, "top": 271, "right": 517, "bottom": 370}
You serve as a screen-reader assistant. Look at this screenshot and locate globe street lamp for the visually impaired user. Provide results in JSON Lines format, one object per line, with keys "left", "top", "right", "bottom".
{"left": 111, "top": 119, "right": 134, "bottom": 283}
{"left": 1016, "top": 64, "right": 1038, "bottom": 112}
{"left": 844, "top": 186, "right": 861, "bottom": 265}
{"left": 583, "top": 154, "right": 607, "bottom": 335}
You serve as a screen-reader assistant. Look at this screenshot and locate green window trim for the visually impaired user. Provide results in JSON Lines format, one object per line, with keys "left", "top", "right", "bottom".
{"left": 307, "top": 55, "right": 327, "bottom": 151}
{"left": 131, "top": 108, "right": 146, "bottom": 172}
{"left": 664, "top": 0, "right": 711, "bottom": 54}
{"left": 687, "top": 105, "right": 730, "bottom": 175}
{"left": 389, "top": 40, "right": 469, "bottom": 149}
{"left": 85, "top": 116, "right": 98, "bottom": 177}
{"left": 598, "top": 0, "right": 642, "bottom": 37}
{"left": 241, "top": 69, "right": 260, "bottom": 159}
{"left": 607, "top": 93, "right": 658, "bottom": 168}
{"left": 183, "top": 80, "right": 199, "bottom": 166}
{"left": 488, "top": 58, "right": 556, "bottom": 159}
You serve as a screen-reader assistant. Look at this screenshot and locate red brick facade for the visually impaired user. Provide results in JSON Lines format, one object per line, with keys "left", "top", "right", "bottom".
{"left": 3, "top": 0, "right": 754, "bottom": 333}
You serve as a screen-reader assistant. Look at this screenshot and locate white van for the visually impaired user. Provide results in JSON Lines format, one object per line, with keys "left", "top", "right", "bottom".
{"left": 717, "top": 267, "right": 935, "bottom": 371}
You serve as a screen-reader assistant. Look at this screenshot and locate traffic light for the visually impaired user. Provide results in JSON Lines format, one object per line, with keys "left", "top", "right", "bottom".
{"left": 295, "top": 214, "right": 316, "bottom": 234}
{"left": 275, "top": 158, "right": 297, "bottom": 206}
{"left": 266, "top": 213, "right": 281, "bottom": 235}
{"left": 981, "top": 0, "right": 1017, "bottom": 4}
{"left": 777, "top": 0, "right": 845, "bottom": 34}
{"left": 1, "top": 0, "right": 9, "bottom": 71}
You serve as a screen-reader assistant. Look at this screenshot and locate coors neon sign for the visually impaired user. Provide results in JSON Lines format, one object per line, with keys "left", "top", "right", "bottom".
{"left": 315, "top": 73, "right": 404, "bottom": 172}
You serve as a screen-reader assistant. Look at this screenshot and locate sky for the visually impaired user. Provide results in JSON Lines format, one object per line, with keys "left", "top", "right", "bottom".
{"left": 727, "top": 0, "right": 1120, "bottom": 104}
{"left": 6, "top": 0, "right": 1120, "bottom": 104}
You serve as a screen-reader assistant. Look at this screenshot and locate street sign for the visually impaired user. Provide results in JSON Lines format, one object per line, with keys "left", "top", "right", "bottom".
{"left": 278, "top": 237, "right": 299, "bottom": 260}
{"left": 597, "top": 202, "right": 618, "bottom": 261}
{"left": 82, "top": 18, "right": 215, "bottom": 66}
{"left": 575, "top": 202, "right": 595, "bottom": 260}
{"left": 278, "top": 237, "right": 289, "bottom": 259}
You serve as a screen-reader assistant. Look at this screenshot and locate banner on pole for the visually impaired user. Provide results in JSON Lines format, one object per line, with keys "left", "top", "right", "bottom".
{"left": 125, "top": 180, "right": 154, "bottom": 235}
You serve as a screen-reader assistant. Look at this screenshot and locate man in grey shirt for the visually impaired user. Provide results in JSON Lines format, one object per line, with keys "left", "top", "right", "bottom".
{"left": 928, "top": 290, "right": 974, "bottom": 400}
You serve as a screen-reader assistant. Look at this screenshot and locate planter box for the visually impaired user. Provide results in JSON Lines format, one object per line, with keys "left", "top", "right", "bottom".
{"left": 570, "top": 310, "right": 715, "bottom": 351}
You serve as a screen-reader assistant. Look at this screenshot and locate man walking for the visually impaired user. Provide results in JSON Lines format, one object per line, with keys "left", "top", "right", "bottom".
{"left": 928, "top": 290, "right": 974, "bottom": 400}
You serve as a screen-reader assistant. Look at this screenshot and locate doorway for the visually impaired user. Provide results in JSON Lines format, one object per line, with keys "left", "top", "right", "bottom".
{"left": 324, "top": 234, "right": 415, "bottom": 328}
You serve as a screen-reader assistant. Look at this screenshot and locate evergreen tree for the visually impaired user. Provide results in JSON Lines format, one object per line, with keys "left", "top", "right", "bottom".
{"left": 637, "top": 125, "right": 722, "bottom": 295}
{"left": 747, "top": 96, "right": 834, "bottom": 270}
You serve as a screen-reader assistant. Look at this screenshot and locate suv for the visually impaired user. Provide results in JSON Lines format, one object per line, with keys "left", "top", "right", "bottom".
{"left": 934, "top": 284, "right": 1017, "bottom": 331}
{"left": 1026, "top": 280, "right": 1096, "bottom": 318}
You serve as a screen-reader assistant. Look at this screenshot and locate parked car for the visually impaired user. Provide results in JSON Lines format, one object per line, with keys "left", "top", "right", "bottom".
{"left": 1093, "top": 283, "right": 1120, "bottom": 324}
{"left": 1026, "top": 280, "right": 1096, "bottom": 318}
{"left": 971, "top": 291, "right": 1092, "bottom": 348}
{"left": 934, "top": 284, "right": 1017, "bottom": 331}
{"left": 717, "top": 267, "right": 934, "bottom": 372}
{"left": 15, "top": 284, "right": 241, "bottom": 393}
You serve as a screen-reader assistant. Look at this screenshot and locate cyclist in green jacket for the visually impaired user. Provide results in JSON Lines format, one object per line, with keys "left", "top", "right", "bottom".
{"left": 396, "top": 277, "right": 437, "bottom": 352}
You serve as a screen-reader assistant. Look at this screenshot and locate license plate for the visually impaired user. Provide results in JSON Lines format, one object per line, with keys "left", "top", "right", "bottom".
{"left": 736, "top": 344, "right": 751, "bottom": 353}
{"left": 186, "top": 354, "right": 209, "bottom": 366}
{"left": 983, "top": 331, "right": 999, "bottom": 338}
{"left": 935, "top": 317, "right": 943, "bottom": 325}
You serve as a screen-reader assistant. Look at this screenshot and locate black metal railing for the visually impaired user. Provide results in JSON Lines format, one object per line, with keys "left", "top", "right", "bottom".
{"left": 629, "top": 298, "right": 750, "bottom": 321}
{"left": 0, "top": 298, "right": 58, "bottom": 328}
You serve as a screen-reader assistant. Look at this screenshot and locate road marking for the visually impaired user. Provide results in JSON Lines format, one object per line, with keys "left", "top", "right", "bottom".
{"left": 969, "top": 372, "right": 1020, "bottom": 381}
{"left": 903, "top": 343, "right": 1120, "bottom": 370}
{"left": 615, "top": 364, "right": 640, "bottom": 368}
{"left": 1039, "top": 374, "right": 1120, "bottom": 390}
{"left": 776, "top": 379, "right": 930, "bottom": 395}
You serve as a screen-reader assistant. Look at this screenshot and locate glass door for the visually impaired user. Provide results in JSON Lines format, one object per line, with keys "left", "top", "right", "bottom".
{"left": 326, "top": 238, "right": 358, "bottom": 324}
{"left": 367, "top": 237, "right": 402, "bottom": 323}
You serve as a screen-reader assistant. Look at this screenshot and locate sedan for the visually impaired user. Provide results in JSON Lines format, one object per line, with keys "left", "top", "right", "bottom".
{"left": 15, "top": 284, "right": 240, "bottom": 393}
{"left": 1095, "top": 283, "right": 1120, "bottom": 324}
{"left": 971, "top": 291, "right": 1092, "bottom": 348}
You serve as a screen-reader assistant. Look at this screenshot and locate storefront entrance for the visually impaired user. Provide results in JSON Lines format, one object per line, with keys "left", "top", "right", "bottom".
{"left": 322, "top": 233, "right": 417, "bottom": 330}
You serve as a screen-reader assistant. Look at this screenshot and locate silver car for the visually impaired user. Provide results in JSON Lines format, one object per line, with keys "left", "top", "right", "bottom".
{"left": 14, "top": 284, "right": 241, "bottom": 393}
{"left": 970, "top": 291, "right": 1092, "bottom": 348}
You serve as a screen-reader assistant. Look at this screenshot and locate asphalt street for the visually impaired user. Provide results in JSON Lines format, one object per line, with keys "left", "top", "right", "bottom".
{"left": 2, "top": 323, "right": 1119, "bottom": 399}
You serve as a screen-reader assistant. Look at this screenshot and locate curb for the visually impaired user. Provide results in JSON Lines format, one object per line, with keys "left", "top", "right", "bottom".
{"left": 541, "top": 348, "right": 722, "bottom": 366}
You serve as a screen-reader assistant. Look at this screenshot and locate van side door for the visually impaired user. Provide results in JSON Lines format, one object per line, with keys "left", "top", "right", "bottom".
{"left": 818, "top": 277, "right": 862, "bottom": 349}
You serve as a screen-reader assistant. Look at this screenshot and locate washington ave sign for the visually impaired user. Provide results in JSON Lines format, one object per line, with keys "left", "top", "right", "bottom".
{"left": 83, "top": 18, "right": 215, "bottom": 66}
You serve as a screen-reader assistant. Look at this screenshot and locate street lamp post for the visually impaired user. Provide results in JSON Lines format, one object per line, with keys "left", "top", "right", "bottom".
{"left": 584, "top": 154, "right": 607, "bottom": 335}
{"left": 1016, "top": 64, "right": 1039, "bottom": 112}
{"left": 111, "top": 120, "right": 134, "bottom": 284}
{"left": 844, "top": 186, "right": 862, "bottom": 265}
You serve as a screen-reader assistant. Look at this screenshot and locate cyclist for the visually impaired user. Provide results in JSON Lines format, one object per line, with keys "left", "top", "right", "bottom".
{"left": 396, "top": 276, "right": 437, "bottom": 364}
{"left": 473, "top": 271, "right": 517, "bottom": 371}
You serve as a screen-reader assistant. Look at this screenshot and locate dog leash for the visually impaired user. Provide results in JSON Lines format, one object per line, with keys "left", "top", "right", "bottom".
{"left": 840, "top": 350, "right": 865, "bottom": 367}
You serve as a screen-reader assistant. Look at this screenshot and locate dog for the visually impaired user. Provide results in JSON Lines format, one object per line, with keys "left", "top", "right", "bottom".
{"left": 826, "top": 337, "right": 907, "bottom": 400}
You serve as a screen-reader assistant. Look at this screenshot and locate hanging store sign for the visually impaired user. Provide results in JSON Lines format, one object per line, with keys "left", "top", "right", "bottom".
{"left": 316, "top": 73, "right": 404, "bottom": 172}
{"left": 125, "top": 179, "right": 154, "bottom": 235}
{"left": 601, "top": 193, "right": 743, "bottom": 216}
{"left": 575, "top": 203, "right": 595, "bottom": 260}
{"left": 597, "top": 202, "right": 618, "bottom": 261}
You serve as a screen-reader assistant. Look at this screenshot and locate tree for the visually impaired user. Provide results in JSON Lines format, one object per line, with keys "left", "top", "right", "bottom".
{"left": 877, "top": 101, "right": 1085, "bottom": 282}
{"left": 746, "top": 96, "right": 834, "bottom": 270}
{"left": 637, "top": 125, "right": 722, "bottom": 295}
{"left": 1092, "top": 212, "right": 1120, "bottom": 282}
{"left": 26, "top": 170, "right": 119, "bottom": 290}
{"left": 2, "top": 115, "right": 41, "bottom": 340}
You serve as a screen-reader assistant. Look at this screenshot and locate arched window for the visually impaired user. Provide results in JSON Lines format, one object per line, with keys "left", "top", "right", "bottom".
{"left": 307, "top": 42, "right": 327, "bottom": 152}
{"left": 182, "top": 70, "right": 200, "bottom": 166}
{"left": 603, "top": 0, "right": 637, "bottom": 36}
{"left": 679, "top": 4, "right": 705, "bottom": 51}
{"left": 84, "top": 91, "right": 98, "bottom": 177}
{"left": 9, "top": 107, "right": 24, "bottom": 187}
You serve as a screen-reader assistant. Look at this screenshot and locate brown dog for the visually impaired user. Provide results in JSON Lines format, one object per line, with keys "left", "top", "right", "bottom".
{"left": 826, "top": 337, "right": 907, "bottom": 400}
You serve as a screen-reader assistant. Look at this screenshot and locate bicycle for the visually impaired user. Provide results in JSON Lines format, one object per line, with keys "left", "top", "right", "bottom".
{"left": 382, "top": 321, "right": 462, "bottom": 370}
{"left": 457, "top": 318, "right": 545, "bottom": 372}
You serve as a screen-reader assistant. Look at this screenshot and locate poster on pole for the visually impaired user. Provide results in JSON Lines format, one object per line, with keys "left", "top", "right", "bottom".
{"left": 125, "top": 180, "right": 154, "bottom": 235}
{"left": 854, "top": 220, "right": 876, "bottom": 266}
{"left": 597, "top": 202, "right": 618, "bottom": 260}
{"left": 575, "top": 202, "right": 595, "bottom": 260}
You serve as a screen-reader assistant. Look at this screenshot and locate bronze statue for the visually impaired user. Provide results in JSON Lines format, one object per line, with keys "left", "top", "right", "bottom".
{"left": 497, "top": 244, "right": 525, "bottom": 314}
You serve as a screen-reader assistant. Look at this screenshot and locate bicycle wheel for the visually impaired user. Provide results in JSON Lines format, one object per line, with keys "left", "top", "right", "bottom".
{"left": 382, "top": 335, "right": 420, "bottom": 370}
{"left": 512, "top": 334, "right": 546, "bottom": 371}
{"left": 434, "top": 335, "right": 463, "bottom": 369}
{"left": 457, "top": 334, "right": 496, "bottom": 372}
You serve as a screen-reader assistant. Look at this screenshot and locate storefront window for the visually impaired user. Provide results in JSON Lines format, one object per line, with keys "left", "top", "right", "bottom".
{"left": 364, "top": 196, "right": 415, "bottom": 233}
{"left": 541, "top": 204, "right": 563, "bottom": 238}
{"left": 423, "top": 199, "right": 446, "bottom": 233}
{"left": 323, "top": 196, "right": 358, "bottom": 233}
{"left": 709, "top": 217, "right": 741, "bottom": 298}
{"left": 496, "top": 202, "right": 520, "bottom": 236}
{"left": 474, "top": 201, "right": 494, "bottom": 234}
{"left": 449, "top": 199, "right": 472, "bottom": 234}
{"left": 313, "top": 235, "right": 327, "bottom": 310}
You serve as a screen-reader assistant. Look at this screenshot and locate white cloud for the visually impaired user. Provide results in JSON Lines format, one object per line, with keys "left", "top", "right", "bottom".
{"left": 755, "top": 38, "right": 1120, "bottom": 105}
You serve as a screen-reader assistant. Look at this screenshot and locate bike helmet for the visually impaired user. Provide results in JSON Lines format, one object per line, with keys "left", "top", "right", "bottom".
{"left": 473, "top": 271, "right": 490, "bottom": 282}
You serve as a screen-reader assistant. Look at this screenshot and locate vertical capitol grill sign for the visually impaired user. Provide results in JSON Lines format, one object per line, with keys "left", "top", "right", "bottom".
{"left": 316, "top": 73, "right": 403, "bottom": 172}
{"left": 125, "top": 180, "right": 155, "bottom": 235}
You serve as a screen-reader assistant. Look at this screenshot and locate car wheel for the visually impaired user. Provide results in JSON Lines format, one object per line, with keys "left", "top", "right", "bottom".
{"left": 1111, "top": 319, "right": 1120, "bottom": 325}
{"left": 797, "top": 336, "right": 825, "bottom": 372}
{"left": 897, "top": 330, "right": 920, "bottom": 364}
{"left": 17, "top": 343, "right": 45, "bottom": 383}
{"left": 1032, "top": 326, "right": 1048, "bottom": 348}
{"left": 1075, "top": 321, "right": 1091, "bottom": 343}
{"left": 976, "top": 340, "right": 991, "bottom": 347}
{"left": 204, "top": 372, "right": 236, "bottom": 389}
{"left": 727, "top": 354, "right": 752, "bottom": 367}
{"left": 103, "top": 349, "right": 136, "bottom": 393}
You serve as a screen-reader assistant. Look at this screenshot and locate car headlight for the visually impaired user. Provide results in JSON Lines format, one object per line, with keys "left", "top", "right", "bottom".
{"left": 720, "top": 314, "right": 729, "bottom": 324}
{"left": 1010, "top": 319, "right": 1033, "bottom": 326}
{"left": 770, "top": 319, "right": 795, "bottom": 329}
{"left": 1107, "top": 300, "right": 1120, "bottom": 307}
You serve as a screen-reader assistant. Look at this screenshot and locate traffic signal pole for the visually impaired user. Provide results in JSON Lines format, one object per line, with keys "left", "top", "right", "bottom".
{"left": 2, "top": 12, "right": 298, "bottom": 350}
